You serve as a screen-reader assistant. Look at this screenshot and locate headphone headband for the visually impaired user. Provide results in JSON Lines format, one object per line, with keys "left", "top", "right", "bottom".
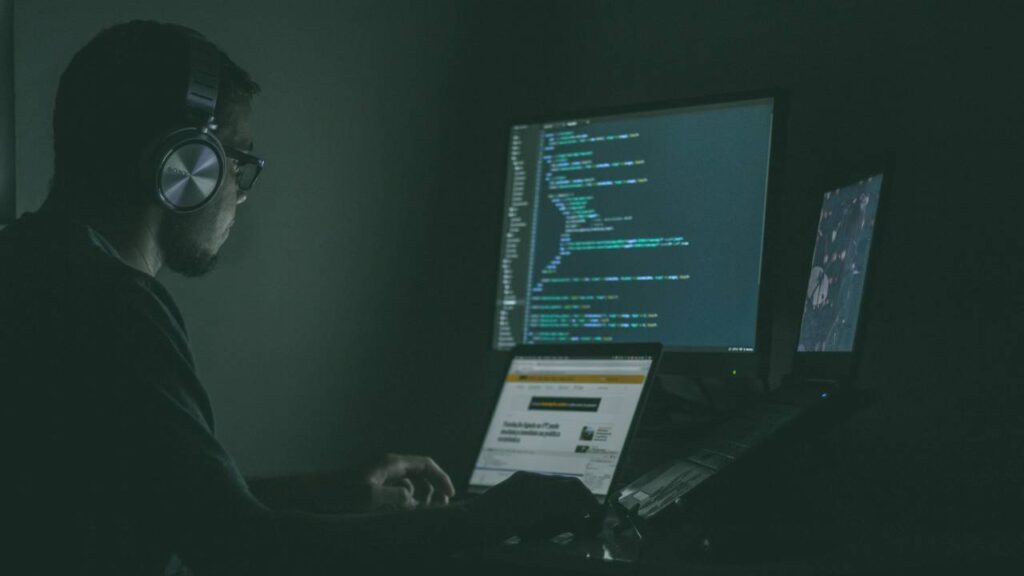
{"left": 184, "top": 34, "right": 220, "bottom": 124}
{"left": 150, "top": 32, "right": 225, "bottom": 213}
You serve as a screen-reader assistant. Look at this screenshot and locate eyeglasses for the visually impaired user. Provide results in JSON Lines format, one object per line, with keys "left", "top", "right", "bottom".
{"left": 223, "top": 145, "right": 266, "bottom": 191}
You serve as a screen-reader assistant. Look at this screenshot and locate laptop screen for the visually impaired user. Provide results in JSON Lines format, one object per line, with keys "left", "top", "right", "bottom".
{"left": 469, "top": 352, "right": 657, "bottom": 500}
{"left": 797, "top": 173, "right": 883, "bottom": 353}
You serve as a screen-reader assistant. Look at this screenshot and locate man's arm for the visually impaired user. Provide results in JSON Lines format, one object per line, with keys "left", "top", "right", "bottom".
{"left": 115, "top": 362, "right": 476, "bottom": 574}
{"left": 247, "top": 453, "right": 456, "bottom": 513}
{"left": 246, "top": 470, "right": 372, "bottom": 513}
{"left": 105, "top": 283, "right": 480, "bottom": 573}
{"left": 107, "top": 281, "right": 595, "bottom": 574}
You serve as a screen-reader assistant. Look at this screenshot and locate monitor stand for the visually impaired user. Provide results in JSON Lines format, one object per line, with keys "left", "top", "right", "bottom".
{"left": 637, "top": 373, "right": 765, "bottom": 438}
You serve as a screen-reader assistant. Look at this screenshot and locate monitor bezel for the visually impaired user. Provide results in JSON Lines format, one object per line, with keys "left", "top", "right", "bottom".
{"left": 790, "top": 167, "right": 891, "bottom": 384}
{"left": 489, "top": 89, "right": 789, "bottom": 381}
{"left": 468, "top": 342, "right": 663, "bottom": 503}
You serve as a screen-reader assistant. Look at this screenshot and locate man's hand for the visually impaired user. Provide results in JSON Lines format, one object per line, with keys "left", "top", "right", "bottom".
{"left": 362, "top": 453, "right": 456, "bottom": 511}
{"left": 246, "top": 454, "right": 455, "bottom": 514}
{"left": 461, "top": 471, "right": 602, "bottom": 542}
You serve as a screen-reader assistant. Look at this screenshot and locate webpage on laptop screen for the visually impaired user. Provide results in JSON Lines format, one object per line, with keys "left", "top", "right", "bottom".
{"left": 470, "top": 357, "right": 652, "bottom": 496}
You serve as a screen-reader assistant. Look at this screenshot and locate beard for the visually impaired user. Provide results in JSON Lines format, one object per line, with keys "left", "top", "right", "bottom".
{"left": 157, "top": 210, "right": 221, "bottom": 277}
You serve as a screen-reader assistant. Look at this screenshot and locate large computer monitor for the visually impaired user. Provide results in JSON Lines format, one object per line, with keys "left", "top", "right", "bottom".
{"left": 492, "top": 93, "right": 785, "bottom": 377}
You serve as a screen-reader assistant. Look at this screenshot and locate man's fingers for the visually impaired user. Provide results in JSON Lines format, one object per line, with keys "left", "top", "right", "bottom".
{"left": 364, "top": 454, "right": 457, "bottom": 510}
{"left": 374, "top": 454, "right": 456, "bottom": 499}
{"left": 372, "top": 484, "right": 416, "bottom": 510}
{"left": 415, "top": 476, "right": 435, "bottom": 506}
{"left": 399, "top": 477, "right": 415, "bottom": 495}
{"left": 395, "top": 455, "right": 456, "bottom": 499}
{"left": 415, "top": 456, "right": 455, "bottom": 499}
{"left": 382, "top": 476, "right": 442, "bottom": 509}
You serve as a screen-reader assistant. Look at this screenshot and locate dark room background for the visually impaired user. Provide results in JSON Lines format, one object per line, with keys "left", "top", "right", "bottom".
{"left": 9, "top": 0, "right": 1022, "bottom": 530}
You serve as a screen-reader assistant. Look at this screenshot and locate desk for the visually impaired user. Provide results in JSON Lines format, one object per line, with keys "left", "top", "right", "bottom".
{"left": 450, "top": 405, "right": 1024, "bottom": 574}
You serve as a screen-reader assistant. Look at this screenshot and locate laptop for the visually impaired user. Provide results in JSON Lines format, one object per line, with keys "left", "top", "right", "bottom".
{"left": 467, "top": 343, "right": 662, "bottom": 505}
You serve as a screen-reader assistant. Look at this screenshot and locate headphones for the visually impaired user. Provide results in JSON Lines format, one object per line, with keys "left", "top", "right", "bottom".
{"left": 148, "top": 34, "right": 226, "bottom": 213}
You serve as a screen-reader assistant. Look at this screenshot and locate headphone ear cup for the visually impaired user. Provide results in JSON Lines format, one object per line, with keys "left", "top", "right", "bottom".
{"left": 152, "top": 127, "right": 226, "bottom": 212}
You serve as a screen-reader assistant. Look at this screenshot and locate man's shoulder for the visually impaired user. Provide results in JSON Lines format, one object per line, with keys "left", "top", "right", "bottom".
{"left": 1, "top": 211, "right": 192, "bottom": 363}
{"left": 1, "top": 210, "right": 127, "bottom": 281}
{"left": 116, "top": 273, "right": 193, "bottom": 358}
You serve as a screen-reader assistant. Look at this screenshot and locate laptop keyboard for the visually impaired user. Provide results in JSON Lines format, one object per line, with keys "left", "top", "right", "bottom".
{"left": 617, "top": 401, "right": 801, "bottom": 519}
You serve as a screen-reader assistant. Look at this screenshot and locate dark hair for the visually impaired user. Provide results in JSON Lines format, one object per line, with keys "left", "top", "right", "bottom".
{"left": 47, "top": 20, "right": 260, "bottom": 218}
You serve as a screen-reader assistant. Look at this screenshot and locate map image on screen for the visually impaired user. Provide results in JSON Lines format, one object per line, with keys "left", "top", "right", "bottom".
{"left": 797, "top": 174, "right": 882, "bottom": 352}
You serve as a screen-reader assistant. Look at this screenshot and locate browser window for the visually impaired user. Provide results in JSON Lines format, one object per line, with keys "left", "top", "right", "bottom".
{"left": 470, "top": 356, "right": 653, "bottom": 497}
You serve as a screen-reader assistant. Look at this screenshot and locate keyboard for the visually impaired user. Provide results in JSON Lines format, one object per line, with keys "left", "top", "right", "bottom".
{"left": 616, "top": 400, "right": 802, "bottom": 519}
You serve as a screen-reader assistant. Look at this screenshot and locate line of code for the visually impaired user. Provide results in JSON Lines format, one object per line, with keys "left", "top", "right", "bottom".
{"left": 526, "top": 127, "right": 690, "bottom": 344}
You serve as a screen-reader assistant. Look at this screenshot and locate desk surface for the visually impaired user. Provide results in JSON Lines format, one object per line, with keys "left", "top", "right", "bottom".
{"left": 451, "top": 403, "right": 1024, "bottom": 575}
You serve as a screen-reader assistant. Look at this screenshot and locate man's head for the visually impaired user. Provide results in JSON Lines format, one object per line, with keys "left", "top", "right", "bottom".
{"left": 157, "top": 97, "right": 256, "bottom": 276}
{"left": 48, "top": 20, "right": 260, "bottom": 276}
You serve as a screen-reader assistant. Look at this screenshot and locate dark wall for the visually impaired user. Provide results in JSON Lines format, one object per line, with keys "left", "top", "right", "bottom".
{"left": 15, "top": 0, "right": 1022, "bottom": 513}
{"left": 1, "top": 0, "right": 13, "bottom": 223}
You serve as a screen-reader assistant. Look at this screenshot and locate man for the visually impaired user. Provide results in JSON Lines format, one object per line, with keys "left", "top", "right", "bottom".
{"left": 0, "top": 21, "right": 597, "bottom": 575}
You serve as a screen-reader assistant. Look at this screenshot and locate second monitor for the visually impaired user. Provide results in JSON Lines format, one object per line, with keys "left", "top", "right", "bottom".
{"left": 493, "top": 94, "right": 782, "bottom": 367}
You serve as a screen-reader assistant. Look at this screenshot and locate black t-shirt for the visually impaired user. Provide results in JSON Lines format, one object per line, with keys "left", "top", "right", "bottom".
{"left": 0, "top": 210, "right": 471, "bottom": 575}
